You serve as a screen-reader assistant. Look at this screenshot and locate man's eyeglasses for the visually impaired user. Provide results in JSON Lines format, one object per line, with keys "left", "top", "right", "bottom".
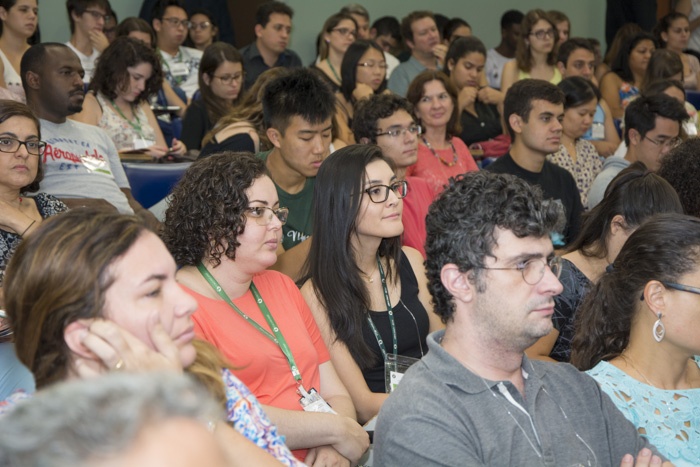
{"left": 644, "top": 136, "right": 682, "bottom": 150}
{"left": 332, "top": 27, "right": 357, "bottom": 38}
{"left": 529, "top": 28, "right": 555, "bottom": 40}
{"left": 481, "top": 256, "right": 562, "bottom": 285}
{"left": 213, "top": 74, "right": 244, "bottom": 85}
{"left": 246, "top": 206, "right": 289, "bottom": 226}
{"left": 162, "top": 17, "right": 192, "bottom": 29}
{"left": 364, "top": 180, "right": 408, "bottom": 203}
{"left": 189, "top": 21, "right": 212, "bottom": 31}
{"left": 84, "top": 9, "right": 112, "bottom": 22}
{"left": 375, "top": 125, "right": 422, "bottom": 138}
{"left": 0, "top": 138, "right": 46, "bottom": 156}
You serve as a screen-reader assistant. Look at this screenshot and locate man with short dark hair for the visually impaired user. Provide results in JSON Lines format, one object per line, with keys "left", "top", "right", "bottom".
{"left": 241, "top": 1, "right": 302, "bottom": 90}
{"left": 557, "top": 38, "right": 620, "bottom": 157}
{"left": 486, "top": 79, "right": 582, "bottom": 246}
{"left": 152, "top": 0, "right": 202, "bottom": 100}
{"left": 65, "top": 0, "right": 111, "bottom": 83}
{"left": 261, "top": 69, "right": 334, "bottom": 279}
{"left": 587, "top": 93, "right": 688, "bottom": 208}
{"left": 353, "top": 93, "right": 433, "bottom": 256}
{"left": 370, "top": 16, "right": 401, "bottom": 56}
{"left": 485, "top": 9, "right": 523, "bottom": 90}
{"left": 375, "top": 170, "right": 670, "bottom": 466}
{"left": 21, "top": 43, "right": 157, "bottom": 226}
{"left": 388, "top": 11, "right": 445, "bottom": 97}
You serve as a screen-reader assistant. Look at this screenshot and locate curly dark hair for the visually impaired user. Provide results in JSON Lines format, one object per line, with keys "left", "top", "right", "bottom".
{"left": 658, "top": 137, "right": 700, "bottom": 217}
{"left": 89, "top": 36, "right": 164, "bottom": 105}
{"left": 352, "top": 93, "right": 414, "bottom": 144}
{"left": 425, "top": 171, "right": 560, "bottom": 323}
{"left": 571, "top": 213, "right": 700, "bottom": 371}
{"left": 161, "top": 152, "right": 268, "bottom": 268}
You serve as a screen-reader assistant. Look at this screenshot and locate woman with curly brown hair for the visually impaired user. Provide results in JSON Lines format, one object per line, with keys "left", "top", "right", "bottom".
{"left": 72, "top": 36, "right": 186, "bottom": 159}
{"left": 162, "top": 153, "right": 369, "bottom": 465}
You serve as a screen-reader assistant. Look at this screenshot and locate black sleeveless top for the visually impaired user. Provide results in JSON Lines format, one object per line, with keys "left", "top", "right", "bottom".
{"left": 361, "top": 251, "right": 430, "bottom": 393}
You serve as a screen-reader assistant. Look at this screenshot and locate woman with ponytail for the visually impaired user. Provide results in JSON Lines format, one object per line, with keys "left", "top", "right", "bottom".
{"left": 571, "top": 213, "right": 700, "bottom": 466}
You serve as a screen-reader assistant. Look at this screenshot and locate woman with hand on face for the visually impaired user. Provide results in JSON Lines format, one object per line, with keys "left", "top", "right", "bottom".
{"left": 187, "top": 9, "right": 218, "bottom": 52}
{"left": 2, "top": 208, "right": 302, "bottom": 467}
{"left": 180, "top": 42, "right": 243, "bottom": 152}
{"left": 406, "top": 70, "right": 478, "bottom": 196}
{"left": 526, "top": 163, "right": 683, "bottom": 363}
{"left": 73, "top": 36, "right": 186, "bottom": 159}
{"left": 335, "top": 40, "right": 388, "bottom": 145}
{"left": 547, "top": 77, "right": 603, "bottom": 206}
{"left": 445, "top": 36, "right": 505, "bottom": 148}
{"left": 500, "top": 9, "right": 561, "bottom": 95}
{"left": 655, "top": 12, "right": 700, "bottom": 90}
{"left": 0, "top": 0, "right": 37, "bottom": 102}
{"left": 300, "top": 145, "right": 441, "bottom": 424}
{"left": 572, "top": 213, "right": 700, "bottom": 467}
{"left": 163, "top": 153, "right": 369, "bottom": 466}
{"left": 600, "top": 32, "right": 657, "bottom": 120}
{"left": 314, "top": 13, "right": 357, "bottom": 92}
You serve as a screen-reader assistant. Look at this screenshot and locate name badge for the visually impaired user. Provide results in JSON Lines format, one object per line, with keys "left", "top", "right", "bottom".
{"left": 133, "top": 135, "right": 156, "bottom": 150}
{"left": 169, "top": 62, "right": 189, "bottom": 77}
{"left": 591, "top": 122, "right": 605, "bottom": 140}
{"left": 298, "top": 385, "right": 336, "bottom": 414}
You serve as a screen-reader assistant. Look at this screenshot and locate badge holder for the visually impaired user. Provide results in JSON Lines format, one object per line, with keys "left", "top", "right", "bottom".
{"left": 298, "top": 385, "right": 337, "bottom": 414}
{"left": 384, "top": 353, "right": 419, "bottom": 393}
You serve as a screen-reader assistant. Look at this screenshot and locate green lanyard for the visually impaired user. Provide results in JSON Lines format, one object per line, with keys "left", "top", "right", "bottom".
{"left": 109, "top": 99, "right": 144, "bottom": 136}
{"left": 158, "top": 48, "right": 186, "bottom": 86}
{"left": 366, "top": 256, "right": 397, "bottom": 361}
{"left": 196, "top": 262, "right": 303, "bottom": 384}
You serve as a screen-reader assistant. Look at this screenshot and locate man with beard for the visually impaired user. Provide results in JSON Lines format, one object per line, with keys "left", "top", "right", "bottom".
{"left": 21, "top": 43, "right": 156, "bottom": 225}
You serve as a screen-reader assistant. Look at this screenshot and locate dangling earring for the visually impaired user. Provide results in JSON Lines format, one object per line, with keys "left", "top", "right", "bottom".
{"left": 652, "top": 312, "right": 665, "bottom": 342}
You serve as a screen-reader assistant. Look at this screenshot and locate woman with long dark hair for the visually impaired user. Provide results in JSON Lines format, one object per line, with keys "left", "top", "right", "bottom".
{"left": 655, "top": 11, "right": 700, "bottom": 90}
{"left": 181, "top": 42, "right": 243, "bottom": 151}
{"left": 527, "top": 163, "right": 683, "bottom": 363}
{"left": 300, "top": 145, "right": 440, "bottom": 423}
{"left": 571, "top": 213, "right": 700, "bottom": 466}
{"left": 334, "top": 40, "right": 388, "bottom": 144}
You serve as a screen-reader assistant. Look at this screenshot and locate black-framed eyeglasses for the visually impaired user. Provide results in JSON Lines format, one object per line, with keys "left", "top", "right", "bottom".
{"left": 189, "top": 21, "right": 212, "bottom": 31}
{"left": 529, "top": 28, "right": 555, "bottom": 40}
{"left": 663, "top": 281, "right": 700, "bottom": 296}
{"left": 0, "top": 138, "right": 46, "bottom": 156}
{"left": 481, "top": 256, "right": 562, "bottom": 285}
{"left": 363, "top": 180, "right": 408, "bottom": 203}
{"left": 246, "top": 206, "right": 288, "bottom": 226}
{"left": 644, "top": 136, "right": 682, "bottom": 150}
{"left": 375, "top": 125, "right": 422, "bottom": 138}
{"left": 84, "top": 9, "right": 111, "bottom": 21}
{"left": 163, "top": 17, "right": 192, "bottom": 29}
{"left": 213, "top": 74, "right": 243, "bottom": 85}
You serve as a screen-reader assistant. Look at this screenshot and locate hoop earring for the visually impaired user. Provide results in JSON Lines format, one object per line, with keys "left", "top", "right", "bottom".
{"left": 652, "top": 313, "right": 665, "bottom": 342}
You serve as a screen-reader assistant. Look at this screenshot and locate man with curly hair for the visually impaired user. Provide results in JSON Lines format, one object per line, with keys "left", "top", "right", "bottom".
{"left": 658, "top": 137, "right": 700, "bottom": 217}
{"left": 374, "top": 171, "right": 669, "bottom": 466}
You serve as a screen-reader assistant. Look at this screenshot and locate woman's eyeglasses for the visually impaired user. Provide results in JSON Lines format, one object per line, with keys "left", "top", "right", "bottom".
{"left": 0, "top": 138, "right": 46, "bottom": 156}
{"left": 363, "top": 180, "right": 408, "bottom": 203}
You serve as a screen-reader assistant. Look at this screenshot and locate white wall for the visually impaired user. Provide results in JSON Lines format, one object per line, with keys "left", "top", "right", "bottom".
{"left": 40, "top": 1, "right": 606, "bottom": 64}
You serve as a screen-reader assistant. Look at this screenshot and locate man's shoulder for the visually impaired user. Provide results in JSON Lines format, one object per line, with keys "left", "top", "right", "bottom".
{"left": 484, "top": 153, "right": 513, "bottom": 173}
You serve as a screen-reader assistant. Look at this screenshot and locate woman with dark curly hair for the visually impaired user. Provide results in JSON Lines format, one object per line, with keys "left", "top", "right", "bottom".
{"left": 162, "top": 153, "right": 369, "bottom": 465}
{"left": 73, "top": 36, "right": 185, "bottom": 159}
{"left": 571, "top": 213, "right": 700, "bottom": 466}
{"left": 406, "top": 70, "right": 478, "bottom": 196}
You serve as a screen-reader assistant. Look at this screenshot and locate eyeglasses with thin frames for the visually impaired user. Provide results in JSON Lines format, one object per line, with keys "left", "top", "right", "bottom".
{"left": 84, "top": 9, "right": 111, "bottom": 22}
{"left": 0, "top": 138, "right": 46, "bottom": 156}
{"left": 162, "top": 17, "right": 192, "bottom": 29}
{"left": 529, "top": 28, "right": 555, "bottom": 40}
{"left": 332, "top": 27, "right": 357, "bottom": 38}
{"left": 644, "top": 136, "right": 682, "bottom": 150}
{"left": 375, "top": 125, "right": 422, "bottom": 138}
{"left": 364, "top": 180, "right": 408, "bottom": 203}
{"left": 189, "top": 21, "right": 211, "bottom": 31}
{"left": 481, "top": 256, "right": 562, "bottom": 285}
{"left": 246, "top": 206, "right": 288, "bottom": 226}
{"left": 213, "top": 74, "right": 243, "bottom": 85}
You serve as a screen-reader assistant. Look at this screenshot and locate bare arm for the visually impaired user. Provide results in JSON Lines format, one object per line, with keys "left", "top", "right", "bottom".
{"left": 590, "top": 99, "right": 621, "bottom": 157}
{"left": 402, "top": 246, "right": 443, "bottom": 333}
{"left": 600, "top": 73, "right": 624, "bottom": 120}
{"left": 269, "top": 238, "right": 311, "bottom": 282}
{"left": 500, "top": 60, "right": 518, "bottom": 96}
{"left": 301, "top": 281, "right": 389, "bottom": 424}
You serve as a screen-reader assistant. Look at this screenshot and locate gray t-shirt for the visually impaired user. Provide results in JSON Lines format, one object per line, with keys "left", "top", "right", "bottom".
{"left": 40, "top": 118, "right": 133, "bottom": 214}
{"left": 375, "top": 330, "right": 663, "bottom": 466}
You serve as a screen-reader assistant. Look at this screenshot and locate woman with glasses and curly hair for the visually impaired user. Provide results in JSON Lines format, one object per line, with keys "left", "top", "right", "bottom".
{"left": 162, "top": 152, "right": 369, "bottom": 466}
{"left": 73, "top": 36, "right": 186, "bottom": 159}
{"left": 300, "top": 145, "right": 441, "bottom": 424}
{"left": 500, "top": 9, "right": 561, "bottom": 95}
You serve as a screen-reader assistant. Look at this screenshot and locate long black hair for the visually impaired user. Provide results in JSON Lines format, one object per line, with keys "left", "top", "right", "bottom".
{"left": 301, "top": 145, "right": 401, "bottom": 368}
{"left": 340, "top": 40, "right": 387, "bottom": 104}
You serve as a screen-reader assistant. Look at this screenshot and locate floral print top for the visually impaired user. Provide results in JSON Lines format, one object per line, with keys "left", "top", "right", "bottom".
{"left": 547, "top": 140, "right": 603, "bottom": 207}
